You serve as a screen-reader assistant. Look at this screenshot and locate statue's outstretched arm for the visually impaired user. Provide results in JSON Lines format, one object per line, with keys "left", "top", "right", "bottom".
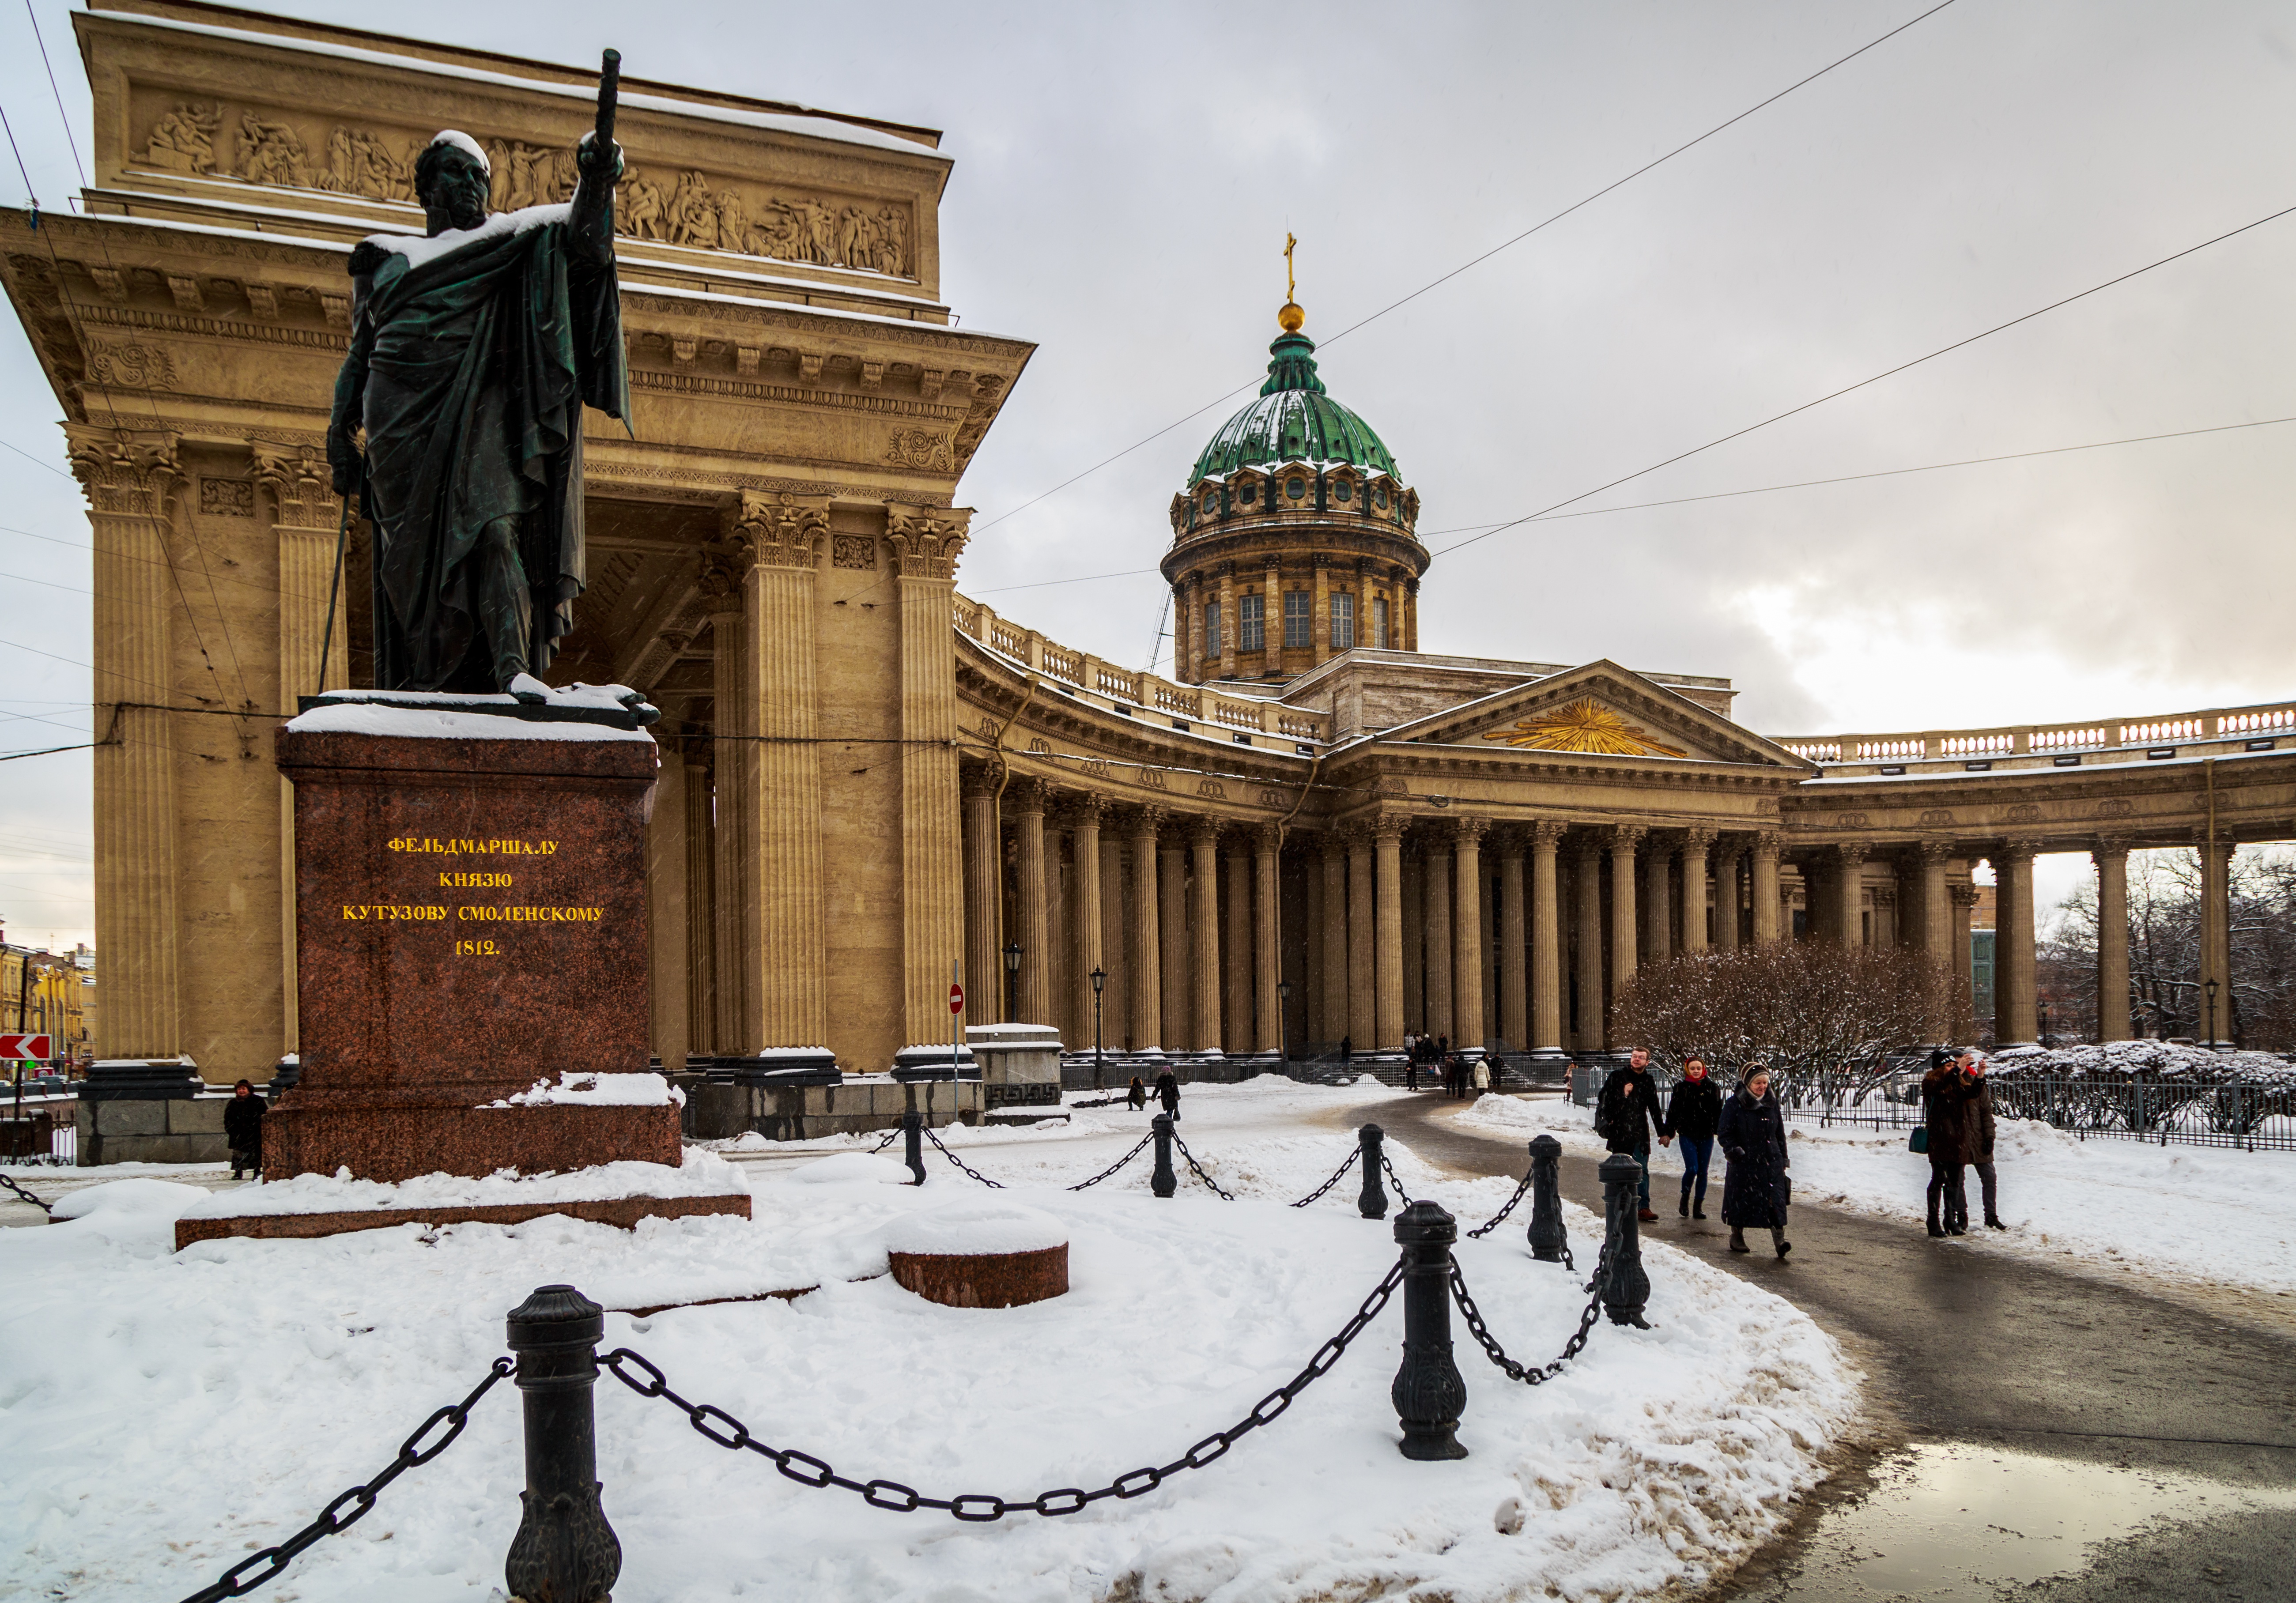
{"left": 568, "top": 136, "right": 622, "bottom": 265}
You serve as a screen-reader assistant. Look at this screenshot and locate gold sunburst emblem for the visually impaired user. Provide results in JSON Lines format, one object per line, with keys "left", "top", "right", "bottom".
{"left": 1481, "top": 698, "right": 1687, "bottom": 758}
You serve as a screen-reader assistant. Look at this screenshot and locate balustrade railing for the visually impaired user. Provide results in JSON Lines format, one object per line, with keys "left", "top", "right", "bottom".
{"left": 1776, "top": 698, "right": 2296, "bottom": 768}
{"left": 953, "top": 592, "right": 1332, "bottom": 744}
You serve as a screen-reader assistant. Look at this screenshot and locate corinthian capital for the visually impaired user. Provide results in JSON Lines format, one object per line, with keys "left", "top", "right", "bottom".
{"left": 249, "top": 438, "right": 341, "bottom": 529}
{"left": 884, "top": 502, "right": 974, "bottom": 580}
{"left": 65, "top": 424, "right": 183, "bottom": 519}
{"left": 731, "top": 489, "right": 831, "bottom": 570}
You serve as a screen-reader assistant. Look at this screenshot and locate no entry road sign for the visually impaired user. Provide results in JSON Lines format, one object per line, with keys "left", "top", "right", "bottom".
{"left": 948, "top": 983, "right": 964, "bottom": 1015}
{"left": 0, "top": 1034, "right": 53, "bottom": 1060}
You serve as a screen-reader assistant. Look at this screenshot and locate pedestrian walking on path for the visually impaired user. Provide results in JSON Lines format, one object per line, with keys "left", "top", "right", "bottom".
{"left": 1718, "top": 1064, "right": 1791, "bottom": 1259}
{"left": 1597, "top": 1047, "right": 1669, "bottom": 1222}
{"left": 1126, "top": 1075, "right": 1147, "bottom": 1113}
{"left": 1666, "top": 1056, "right": 1722, "bottom": 1219}
{"left": 1962, "top": 1049, "right": 2004, "bottom": 1229}
{"left": 1921, "top": 1048, "right": 1974, "bottom": 1237}
{"left": 224, "top": 1079, "right": 265, "bottom": 1182}
{"left": 1155, "top": 1067, "right": 1180, "bottom": 1120}
{"left": 1472, "top": 1056, "right": 1490, "bottom": 1094}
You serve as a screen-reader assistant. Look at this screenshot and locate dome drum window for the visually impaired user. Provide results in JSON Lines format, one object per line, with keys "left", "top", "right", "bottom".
{"left": 1285, "top": 476, "right": 1306, "bottom": 501}
{"left": 1333, "top": 479, "right": 1352, "bottom": 504}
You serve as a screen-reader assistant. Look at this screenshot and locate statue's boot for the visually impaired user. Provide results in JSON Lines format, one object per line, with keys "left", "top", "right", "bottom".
{"left": 473, "top": 516, "right": 541, "bottom": 699}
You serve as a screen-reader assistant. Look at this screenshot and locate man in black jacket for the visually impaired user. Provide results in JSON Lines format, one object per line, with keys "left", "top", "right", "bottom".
{"left": 1597, "top": 1048, "right": 1669, "bottom": 1222}
{"left": 223, "top": 1079, "right": 265, "bottom": 1181}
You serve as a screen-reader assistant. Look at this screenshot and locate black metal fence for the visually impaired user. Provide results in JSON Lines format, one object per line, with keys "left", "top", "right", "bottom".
{"left": 1772, "top": 1071, "right": 2296, "bottom": 1152}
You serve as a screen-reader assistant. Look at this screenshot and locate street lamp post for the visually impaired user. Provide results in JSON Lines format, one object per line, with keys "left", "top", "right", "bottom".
{"left": 1089, "top": 966, "right": 1107, "bottom": 1091}
{"left": 2205, "top": 977, "right": 2221, "bottom": 1049}
{"left": 2038, "top": 1001, "right": 2050, "bottom": 1050}
{"left": 1276, "top": 978, "right": 1292, "bottom": 1069}
{"left": 1002, "top": 941, "right": 1022, "bottom": 1025}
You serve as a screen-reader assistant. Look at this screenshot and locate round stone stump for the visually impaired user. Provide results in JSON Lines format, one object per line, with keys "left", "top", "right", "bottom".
{"left": 885, "top": 1200, "right": 1069, "bottom": 1309}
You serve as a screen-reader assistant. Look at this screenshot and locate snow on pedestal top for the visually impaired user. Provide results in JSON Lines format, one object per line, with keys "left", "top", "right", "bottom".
{"left": 883, "top": 1199, "right": 1068, "bottom": 1257}
{"left": 488, "top": 1071, "right": 684, "bottom": 1108}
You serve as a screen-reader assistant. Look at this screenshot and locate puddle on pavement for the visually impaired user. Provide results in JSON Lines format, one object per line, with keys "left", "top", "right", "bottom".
{"left": 1730, "top": 1441, "right": 2296, "bottom": 1600}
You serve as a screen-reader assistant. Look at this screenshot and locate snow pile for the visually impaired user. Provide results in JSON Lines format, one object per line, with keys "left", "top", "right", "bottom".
{"left": 177, "top": 1148, "right": 747, "bottom": 1219}
{"left": 0, "top": 1085, "right": 1858, "bottom": 1603}
{"left": 883, "top": 1199, "right": 1066, "bottom": 1257}
{"left": 790, "top": 1153, "right": 914, "bottom": 1186}
{"left": 489, "top": 1071, "right": 684, "bottom": 1109}
{"left": 362, "top": 200, "right": 570, "bottom": 270}
{"left": 1987, "top": 1040, "right": 2296, "bottom": 1084}
{"left": 287, "top": 700, "right": 653, "bottom": 743}
{"left": 47, "top": 1177, "right": 208, "bottom": 1229}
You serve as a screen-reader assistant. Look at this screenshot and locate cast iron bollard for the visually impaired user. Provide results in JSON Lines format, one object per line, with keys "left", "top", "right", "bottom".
{"left": 1151, "top": 1113, "right": 1178, "bottom": 1197}
{"left": 1390, "top": 1200, "right": 1468, "bottom": 1460}
{"left": 1357, "top": 1123, "right": 1389, "bottom": 1219}
{"left": 903, "top": 1110, "right": 925, "bottom": 1186}
{"left": 1525, "top": 1135, "right": 1567, "bottom": 1261}
{"left": 1596, "top": 1151, "right": 1652, "bottom": 1328}
{"left": 505, "top": 1284, "right": 621, "bottom": 1603}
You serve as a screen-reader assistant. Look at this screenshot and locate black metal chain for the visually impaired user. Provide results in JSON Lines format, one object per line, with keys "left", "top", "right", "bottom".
{"left": 1380, "top": 1152, "right": 1414, "bottom": 1205}
{"left": 1288, "top": 1147, "right": 1360, "bottom": 1208}
{"left": 1448, "top": 1251, "right": 1607, "bottom": 1388}
{"left": 0, "top": 1171, "right": 53, "bottom": 1214}
{"left": 868, "top": 1126, "right": 900, "bottom": 1154}
{"left": 1168, "top": 1130, "right": 1236, "bottom": 1200}
{"left": 1463, "top": 1169, "right": 1535, "bottom": 1239}
{"left": 923, "top": 1125, "right": 1008, "bottom": 1188}
{"left": 1065, "top": 1132, "right": 1153, "bottom": 1191}
{"left": 599, "top": 1259, "right": 1403, "bottom": 1521}
{"left": 175, "top": 1357, "right": 513, "bottom": 1603}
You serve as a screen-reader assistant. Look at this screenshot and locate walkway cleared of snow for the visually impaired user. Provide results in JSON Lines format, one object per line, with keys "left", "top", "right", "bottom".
{"left": 2, "top": 1081, "right": 1860, "bottom": 1602}
{"left": 1462, "top": 1090, "right": 2296, "bottom": 1299}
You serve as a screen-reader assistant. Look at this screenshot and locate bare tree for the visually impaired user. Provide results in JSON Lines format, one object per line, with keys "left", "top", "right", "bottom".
{"left": 1612, "top": 944, "right": 1960, "bottom": 1083}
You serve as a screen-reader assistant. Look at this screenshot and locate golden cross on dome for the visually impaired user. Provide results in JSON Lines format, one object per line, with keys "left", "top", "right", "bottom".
{"left": 1284, "top": 233, "right": 1297, "bottom": 302}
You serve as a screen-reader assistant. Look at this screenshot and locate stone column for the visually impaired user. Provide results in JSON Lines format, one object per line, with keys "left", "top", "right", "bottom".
{"left": 72, "top": 428, "right": 184, "bottom": 1060}
{"left": 1190, "top": 816, "right": 1223, "bottom": 1054}
{"left": 1680, "top": 828, "right": 1713, "bottom": 953}
{"left": 1129, "top": 808, "right": 1166, "bottom": 1051}
{"left": 1529, "top": 821, "right": 1565, "bottom": 1053}
{"left": 1916, "top": 840, "right": 1952, "bottom": 956}
{"left": 961, "top": 766, "right": 1002, "bottom": 1026}
{"left": 1014, "top": 780, "right": 1053, "bottom": 1026}
{"left": 1452, "top": 818, "right": 1489, "bottom": 1052}
{"left": 1495, "top": 830, "right": 1527, "bottom": 1050}
{"left": 645, "top": 746, "right": 691, "bottom": 1069}
{"left": 1950, "top": 879, "right": 1977, "bottom": 1023}
{"left": 1347, "top": 826, "right": 1377, "bottom": 1051}
{"left": 1065, "top": 796, "right": 1105, "bottom": 1046}
{"left": 1373, "top": 815, "right": 1407, "bottom": 1052}
{"left": 1749, "top": 831, "right": 1782, "bottom": 946}
{"left": 1216, "top": 565, "right": 1237, "bottom": 680}
{"left": 1712, "top": 841, "right": 1741, "bottom": 953}
{"left": 683, "top": 754, "right": 716, "bottom": 1056}
{"left": 1572, "top": 840, "right": 1604, "bottom": 1049}
{"left": 1641, "top": 836, "right": 1671, "bottom": 963}
{"left": 1606, "top": 826, "right": 1646, "bottom": 1033}
{"left": 704, "top": 576, "right": 748, "bottom": 1055}
{"left": 1253, "top": 823, "right": 1282, "bottom": 1055}
{"left": 1222, "top": 834, "right": 1252, "bottom": 1052}
{"left": 1311, "top": 557, "right": 1331, "bottom": 659}
{"left": 1401, "top": 843, "right": 1425, "bottom": 1034}
{"left": 1423, "top": 833, "right": 1454, "bottom": 1044}
{"left": 1046, "top": 811, "right": 1071, "bottom": 1037}
{"left": 1993, "top": 840, "right": 2039, "bottom": 1046}
{"left": 1320, "top": 835, "right": 1349, "bottom": 1046}
{"left": 1159, "top": 828, "right": 1188, "bottom": 1052}
{"left": 252, "top": 441, "right": 345, "bottom": 1057}
{"left": 1835, "top": 841, "right": 1869, "bottom": 949}
{"left": 1263, "top": 557, "right": 1283, "bottom": 668}
{"left": 1303, "top": 840, "right": 1325, "bottom": 1038}
{"left": 2094, "top": 837, "right": 2131, "bottom": 1042}
{"left": 2198, "top": 831, "right": 2235, "bottom": 1045}
{"left": 887, "top": 505, "right": 970, "bottom": 1056}
{"left": 1100, "top": 828, "right": 1125, "bottom": 1042}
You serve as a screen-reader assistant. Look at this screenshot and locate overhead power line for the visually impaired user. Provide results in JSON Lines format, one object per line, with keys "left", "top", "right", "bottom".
{"left": 970, "top": 1, "right": 1959, "bottom": 536}
{"left": 1435, "top": 200, "right": 2296, "bottom": 561}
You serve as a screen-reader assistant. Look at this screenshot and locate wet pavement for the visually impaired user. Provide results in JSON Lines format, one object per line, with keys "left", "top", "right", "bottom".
{"left": 1374, "top": 1094, "right": 2296, "bottom": 1601}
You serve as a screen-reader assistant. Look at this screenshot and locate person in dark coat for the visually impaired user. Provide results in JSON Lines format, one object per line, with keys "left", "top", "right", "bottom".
{"left": 1154, "top": 1068, "right": 1180, "bottom": 1120}
{"left": 224, "top": 1079, "right": 265, "bottom": 1181}
{"left": 1126, "top": 1075, "right": 1147, "bottom": 1112}
{"left": 1717, "top": 1065, "right": 1791, "bottom": 1258}
{"left": 1921, "top": 1048, "right": 1973, "bottom": 1237}
{"left": 1340, "top": 1035, "right": 1353, "bottom": 1067}
{"left": 1665, "top": 1056, "right": 1724, "bottom": 1220}
{"left": 1963, "top": 1050, "right": 2003, "bottom": 1229}
{"left": 1596, "top": 1048, "right": 1670, "bottom": 1222}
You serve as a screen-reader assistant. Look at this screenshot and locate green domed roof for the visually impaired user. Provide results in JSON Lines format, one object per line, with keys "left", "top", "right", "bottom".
{"left": 1186, "top": 328, "right": 1399, "bottom": 489}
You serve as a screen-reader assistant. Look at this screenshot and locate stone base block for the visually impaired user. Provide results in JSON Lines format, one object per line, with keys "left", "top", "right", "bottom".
{"left": 261, "top": 1099, "right": 681, "bottom": 1183}
{"left": 890, "top": 1243, "right": 1068, "bottom": 1308}
{"left": 684, "top": 1075, "right": 981, "bottom": 1141}
{"left": 75, "top": 1093, "right": 234, "bottom": 1166}
{"left": 174, "top": 1189, "right": 749, "bottom": 1250}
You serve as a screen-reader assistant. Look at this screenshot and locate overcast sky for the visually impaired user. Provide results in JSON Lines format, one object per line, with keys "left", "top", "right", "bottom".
{"left": 4, "top": 0, "right": 2293, "bottom": 948}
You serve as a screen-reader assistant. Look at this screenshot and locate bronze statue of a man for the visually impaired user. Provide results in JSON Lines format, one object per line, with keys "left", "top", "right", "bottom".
{"left": 328, "top": 125, "right": 629, "bottom": 694}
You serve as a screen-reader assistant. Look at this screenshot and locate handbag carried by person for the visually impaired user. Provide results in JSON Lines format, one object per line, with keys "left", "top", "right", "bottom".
{"left": 1908, "top": 1124, "right": 1929, "bottom": 1154}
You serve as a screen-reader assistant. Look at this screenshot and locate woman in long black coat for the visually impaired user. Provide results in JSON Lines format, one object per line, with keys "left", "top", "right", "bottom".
{"left": 1717, "top": 1065, "right": 1791, "bottom": 1260}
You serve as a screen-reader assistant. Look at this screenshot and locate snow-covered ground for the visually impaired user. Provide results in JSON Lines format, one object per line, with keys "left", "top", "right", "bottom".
{"left": 3, "top": 1081, "right": 1860, "bottom": 1602}
{"left": 1461, "top": 1091, "right": 2296, "bottom": 1299}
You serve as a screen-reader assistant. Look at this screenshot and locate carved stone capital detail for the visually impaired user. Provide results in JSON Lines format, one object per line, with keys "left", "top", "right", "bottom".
{"left": 1751, "top": 830, "right": 1784, "bottom": 859}
{"left": 1915, "top": 837, "right": 1956, "bottom": 866}
{"left": 249, "top": 438, "right": 341, "bottom": 528}
{"left": 1529, "top": 818, "right": 1568, "bottom": 849}
{"left": 65, "top": 425, "right": 184, "bottom": 520}
{"left": 732, "top": 489, "right": 830, "bottom": 570}
{"left": 1451, "top": 815, "right": 1492, "bottom": 849}
{"left": 884, "top": 502, "right": 974, "bottom": 580}
{"left": 1604, "top": 822, "right": 1646, "bottom": 854}
{"left": 2092, "top": 835, "right": 2131, "bottom": 861}
{"left": 1680, "top": 826, "right": 1718, "bottom": 852}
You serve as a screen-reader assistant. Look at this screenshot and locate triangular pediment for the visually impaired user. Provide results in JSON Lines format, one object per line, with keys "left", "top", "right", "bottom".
{"left": 1382, "top": 661, "right": 1809, "bottom": 769}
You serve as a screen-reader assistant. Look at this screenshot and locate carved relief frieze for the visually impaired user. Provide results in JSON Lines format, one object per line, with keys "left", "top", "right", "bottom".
{"left": 141, "top": 103, "right": 223, "bottom": 173}
{"left": 2095, "top": 798, "right": 2135, "bottom": 818}
{"left": 884, "top": 426, "right": 954, "bottom": 472}
{"left": 2000, "top": 802, "right": 2043, "bottom": 824}
{"left": 830, "top": 533, "right": 877, "bottom": 570}
{"left": 84, "top": 338, "right": 178, "bottom": 390}
{"left": 198, "top": 477, "right": 255, "bottom": 517}
{"left": 1197, "top": 780, "right": 1227, "bottom": 800}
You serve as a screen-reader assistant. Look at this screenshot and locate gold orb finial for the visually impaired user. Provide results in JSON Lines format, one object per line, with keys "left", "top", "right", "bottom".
{"left": 1278, "top": 300, "right": 1306, "bottom": 333}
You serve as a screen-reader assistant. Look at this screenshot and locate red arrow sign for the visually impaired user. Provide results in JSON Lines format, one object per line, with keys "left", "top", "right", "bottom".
{"left": 0, "top": 1033, "right": 53, "bottom": 1060}
{"left": 948, "top": 983, "right": 965, "bottom": 1015}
